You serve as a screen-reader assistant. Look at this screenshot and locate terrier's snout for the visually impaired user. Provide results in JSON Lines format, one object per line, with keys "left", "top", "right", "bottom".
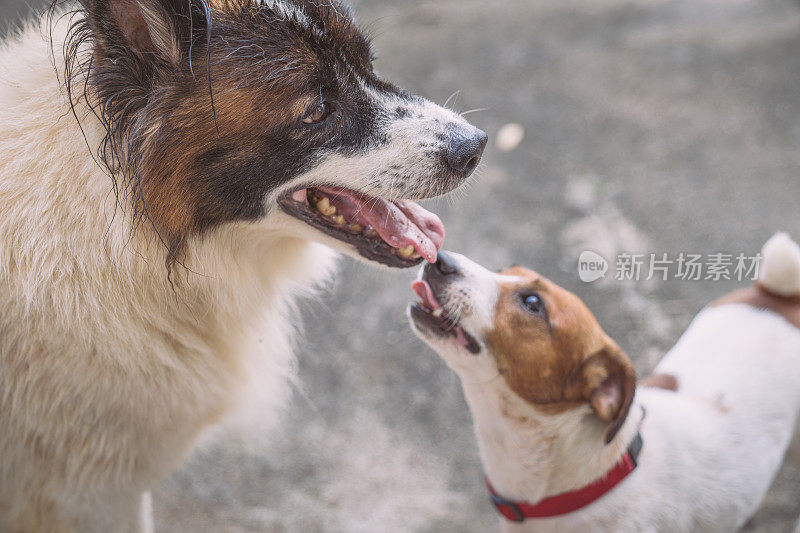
{"left": 434, "top": 251, "right": 461, "bottom": 276}
{"left": 421, "top": 251, "right": 461, "bottom": 296}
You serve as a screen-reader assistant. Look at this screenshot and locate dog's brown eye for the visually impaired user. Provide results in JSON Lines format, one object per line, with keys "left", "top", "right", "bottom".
{"left": 302, "top": 101, "right": 335, "bottom": 124}
{"left": 520, "top": 293, "right": 544, "bottom": 315}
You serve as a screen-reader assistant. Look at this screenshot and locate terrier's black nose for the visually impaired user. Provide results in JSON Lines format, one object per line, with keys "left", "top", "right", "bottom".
{"left": 434, "top": 251, "right": 460, "bottom": 276}
{"left": 445, "top": 127, "right": 488, "bottom": 175}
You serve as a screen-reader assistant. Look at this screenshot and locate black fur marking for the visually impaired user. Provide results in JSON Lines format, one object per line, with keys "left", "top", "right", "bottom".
{"left": 46, "top": 0, "right": 408, "bottom": 271}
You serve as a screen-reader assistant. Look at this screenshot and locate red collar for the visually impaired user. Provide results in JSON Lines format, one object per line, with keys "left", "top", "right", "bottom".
{"left": 486, "top": 432, "right": 643, "bottom": 522}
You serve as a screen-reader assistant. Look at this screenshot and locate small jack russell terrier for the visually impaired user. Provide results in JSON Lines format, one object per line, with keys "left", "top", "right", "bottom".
{"left": 408, "top": 233, "right": 800, "bottom": 532}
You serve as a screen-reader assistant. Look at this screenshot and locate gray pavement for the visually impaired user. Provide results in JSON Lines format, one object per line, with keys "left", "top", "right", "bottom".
{"left": 3, "top": 0, "right": 800, "bottom": 530}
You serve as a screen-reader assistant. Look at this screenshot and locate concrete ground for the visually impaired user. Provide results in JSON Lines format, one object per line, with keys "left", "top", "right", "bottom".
{"left": 3, "top": 0, "right": 800, "bottom": 530}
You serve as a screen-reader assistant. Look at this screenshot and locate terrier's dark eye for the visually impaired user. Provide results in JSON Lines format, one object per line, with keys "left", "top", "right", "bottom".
{"left": 519, "top": 293, "right": 544, "bottom": 315}
{"left": 302, "top": 100, "right": 335, "bottom": 124}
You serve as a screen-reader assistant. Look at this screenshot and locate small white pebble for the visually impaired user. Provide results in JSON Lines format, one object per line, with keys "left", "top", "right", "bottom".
{"left": 496, "top": 123, "right": 525, "bottom": 153}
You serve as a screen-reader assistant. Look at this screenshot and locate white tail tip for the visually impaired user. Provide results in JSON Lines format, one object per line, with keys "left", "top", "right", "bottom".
{"left": 759, "top": 232, "right": 800, "bottom": 297}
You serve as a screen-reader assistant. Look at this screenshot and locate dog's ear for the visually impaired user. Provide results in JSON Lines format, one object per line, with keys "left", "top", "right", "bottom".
{"left": 111, "top": 0, "right": 181, "bottom": 64}
{"left": 565, "top": 344, "right": 636, "bottom": 444}
{"left": 83, "top": 0, "right": 201, "bottom": 68}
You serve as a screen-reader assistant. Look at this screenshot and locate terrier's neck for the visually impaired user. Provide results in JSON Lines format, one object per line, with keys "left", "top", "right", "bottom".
{"left": 460, "top": 378, "right": 638, "bottom": 503}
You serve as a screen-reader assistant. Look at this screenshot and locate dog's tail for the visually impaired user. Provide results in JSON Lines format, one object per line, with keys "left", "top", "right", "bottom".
{"left": 759, "top": 232, "right": 800, "bottom": 297}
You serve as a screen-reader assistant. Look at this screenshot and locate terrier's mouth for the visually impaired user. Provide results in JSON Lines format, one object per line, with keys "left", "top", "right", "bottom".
{"left": 409, "top": 279, "right": 480, "bottom": 353}
{"left": 279, "top": 187, "right": 445, "bottom": 268}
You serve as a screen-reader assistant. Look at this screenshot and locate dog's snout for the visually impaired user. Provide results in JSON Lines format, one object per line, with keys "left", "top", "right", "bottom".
{"left": 434, "top": 251, "right": 460, "bottom": 276}
{"left": 445, "top": 127, "right": 487, "bottom": 175}
{"left": 422, "top": 251, "right": 461, "bottom": 292}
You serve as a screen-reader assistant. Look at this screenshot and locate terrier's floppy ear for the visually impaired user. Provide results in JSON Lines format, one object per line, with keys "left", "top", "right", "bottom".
{"left": 565, "top": 344, "right": 636, "bottom": 444}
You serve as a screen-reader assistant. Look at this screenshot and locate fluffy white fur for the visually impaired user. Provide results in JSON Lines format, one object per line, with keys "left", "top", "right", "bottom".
{"left": 0, "top": 21, "right": 342, "bottom": 532}
{"left": 412, "top": 235, "right": 800, "bottom": 532}
{"left": 0, "top": 0, "right": 485, "bottom": 522}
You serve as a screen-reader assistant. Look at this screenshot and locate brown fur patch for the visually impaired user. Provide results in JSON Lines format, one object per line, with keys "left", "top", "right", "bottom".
{"left": 63, "top": 0, "right": 387, "bottom": 268}
{"left": 641, "top": 373, "right": 678, "bottom": 391}
{"left": 486, "top": 268, "right": 603, "bottom": 409}
{"left": 710, "top": 284, "right": 800, "bottom": 329}
{"left": 136, "top": 63, "right": 315, "bottom": 255}
{"left": 486, "top": 267, "right": 636, "bottom": 441}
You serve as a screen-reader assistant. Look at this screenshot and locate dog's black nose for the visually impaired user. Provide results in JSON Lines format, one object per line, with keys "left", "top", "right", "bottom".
{"left": 445, "top": 126, "right": 488, "bottom": 175}
{"left": 434, "top": 251, "right": 460, "bottom": 275}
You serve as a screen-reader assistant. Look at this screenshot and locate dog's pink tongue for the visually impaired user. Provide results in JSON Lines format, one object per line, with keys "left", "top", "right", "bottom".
{"left": 412, "top": 280, "right": 441, "bottom": 310}
{"left": 317, "top": 187, "right": 445, "bottom": 262}
{"left": 412, "top": 280, "right": 470, "bottom": 348}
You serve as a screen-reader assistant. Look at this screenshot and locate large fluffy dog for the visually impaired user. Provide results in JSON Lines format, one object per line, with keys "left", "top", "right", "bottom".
{"left": 0, "top": 0, "right": 486, "bottom": 530}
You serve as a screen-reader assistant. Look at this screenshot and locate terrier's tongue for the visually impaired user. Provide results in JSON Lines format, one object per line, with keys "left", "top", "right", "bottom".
{"left": 412, "top": 280, "right": 470, "bottom": 348}
{"left": 317, "top": 187, "right": 445, "bottom": 262}
{"left": 412, "top": 280, "right": 441, "bottom": 310}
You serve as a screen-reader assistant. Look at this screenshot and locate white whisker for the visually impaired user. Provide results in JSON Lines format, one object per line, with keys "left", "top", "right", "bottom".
{"left": 460, "top": 107, "right": 489, "bottom": 117}
{"left": 443, "top": 90, "right": 461, "bottom": 110}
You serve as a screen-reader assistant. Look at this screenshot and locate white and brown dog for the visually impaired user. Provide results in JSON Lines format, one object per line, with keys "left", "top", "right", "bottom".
{"left": 409, "top": 233, "right": 800, "bottom": 532}
{"left": 0, "top": 0, "right": 485, "bottom": 530}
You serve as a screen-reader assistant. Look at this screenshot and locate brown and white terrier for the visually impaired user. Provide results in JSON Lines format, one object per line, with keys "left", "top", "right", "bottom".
{"left": 409, "top": 234, "right": 800, "bottom": 532}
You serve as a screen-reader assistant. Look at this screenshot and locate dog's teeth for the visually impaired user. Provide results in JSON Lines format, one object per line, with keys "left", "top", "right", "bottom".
{"left": 332, "top": 215, "right": 345, "bottom": 225}
{"left": 410, "top": 251, "right": 421, "bottom": 259}
{"left": 348, "top": 224, "right": 363, "bottom": 233}
{"left": 398, "top": 245, "right": 414, "bottom": 258}
{"left": 432, "top": 308, "right": 443, "bottom": 318}
{"left": 316, "top": 197, "right": 336, "bottom": 216}
{"left": 364, "top": 228, "right": 379, "bottom": 238}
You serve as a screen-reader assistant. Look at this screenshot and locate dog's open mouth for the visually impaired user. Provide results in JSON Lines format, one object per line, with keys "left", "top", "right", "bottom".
{"left": 279, "top": 187, "right": 445, "bottom": 268}
{"left": 409, "top": 280, "right": 480, "bottom": 353}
